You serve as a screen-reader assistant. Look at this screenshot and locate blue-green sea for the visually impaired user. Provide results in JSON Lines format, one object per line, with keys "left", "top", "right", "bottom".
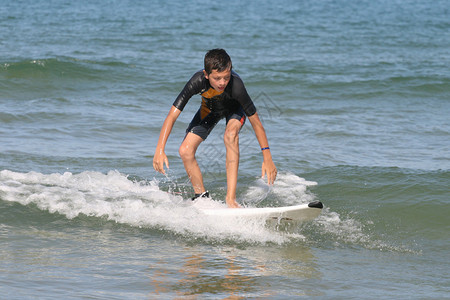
{"left": 1, "top": 0, "right": 449, "bottom": 298}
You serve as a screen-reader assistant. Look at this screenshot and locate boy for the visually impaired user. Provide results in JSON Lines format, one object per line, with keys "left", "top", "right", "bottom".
{"left": 153, "top": 49, "right": 277, "bottom": 208}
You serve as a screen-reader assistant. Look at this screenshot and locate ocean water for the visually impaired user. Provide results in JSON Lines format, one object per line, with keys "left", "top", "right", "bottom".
{"left": 1, "top": 0, "right": 449, "bottom": 298}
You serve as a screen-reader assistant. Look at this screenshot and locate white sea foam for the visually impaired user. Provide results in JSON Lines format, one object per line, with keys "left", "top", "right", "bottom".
{"left": 0, "top": 169, "right": 418, "bottom": 252}
{"left": 242, "top": 172, "right": 317, "bottom": 207}
{"left": 0, "top": 170, "right": 314, "bottom": 244}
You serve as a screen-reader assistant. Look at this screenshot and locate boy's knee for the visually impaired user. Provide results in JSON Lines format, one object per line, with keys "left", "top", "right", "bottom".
{"left": 223, "top": 128, "right": 239, "bottom": 146}
{"left": 179, "top": 145, "right": 194, "bottom": 161}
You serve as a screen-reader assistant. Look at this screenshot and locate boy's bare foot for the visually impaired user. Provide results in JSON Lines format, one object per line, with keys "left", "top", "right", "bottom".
{"left": 226, "top": 199, "right": 241, "bottom": 208}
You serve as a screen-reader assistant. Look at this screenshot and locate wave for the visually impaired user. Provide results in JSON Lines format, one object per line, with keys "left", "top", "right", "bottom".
{"left": 0, "top": 57, "right": 143, "bottom": 101}
{"left": 0, "top": 170, "right": 308, "bottom": 244}
{"left": 0, "top": 169, "right": 427, "bottom": 252}
{"left": 1, "top": 57, "right": 132, "bottom": 81}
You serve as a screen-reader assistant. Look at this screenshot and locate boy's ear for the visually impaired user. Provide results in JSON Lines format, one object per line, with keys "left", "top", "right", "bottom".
{"left": 203, "top": 69, "right": 209, "bottom": 79}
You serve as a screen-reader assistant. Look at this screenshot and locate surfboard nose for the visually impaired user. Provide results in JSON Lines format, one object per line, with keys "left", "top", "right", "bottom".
{"left": 308, "top": 201, "right": 323, "bottom": 209}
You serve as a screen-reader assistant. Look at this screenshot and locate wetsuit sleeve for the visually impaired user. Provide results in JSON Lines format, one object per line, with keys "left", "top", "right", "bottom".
{"left": 231, "top": 74, "right": 257, "bottom": 116}
{"left": 172, "top": 71, "right": 205, "bottom": 111}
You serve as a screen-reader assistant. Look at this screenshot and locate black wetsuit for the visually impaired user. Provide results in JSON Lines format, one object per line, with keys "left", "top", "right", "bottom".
{"left": 173, "top": 70, "right": 257, "bottom": 140}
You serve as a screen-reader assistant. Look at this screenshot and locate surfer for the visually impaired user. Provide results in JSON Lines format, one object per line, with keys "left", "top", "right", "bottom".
{"left": 153, "top": 49, "right": 277, "bottom": 208}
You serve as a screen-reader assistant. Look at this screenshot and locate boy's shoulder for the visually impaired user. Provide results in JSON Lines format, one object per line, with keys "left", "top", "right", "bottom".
{"left": 230, "top": 70, "right": 246, "bottom": 89}
{"left": 181, "top": 70, "right": 208, "bottom": 94}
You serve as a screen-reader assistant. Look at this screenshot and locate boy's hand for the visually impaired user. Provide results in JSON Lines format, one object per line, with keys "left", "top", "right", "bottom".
{"left": 262, "top": 159, "right": 277, "bottom": 185}
{"left": 153, "top": 150, "right": 169, "bottom": 174}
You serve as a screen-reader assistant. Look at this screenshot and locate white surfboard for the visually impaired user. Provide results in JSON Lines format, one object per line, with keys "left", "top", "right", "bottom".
{"left": 199, "top": 201, "right": 323, "bottom": 222}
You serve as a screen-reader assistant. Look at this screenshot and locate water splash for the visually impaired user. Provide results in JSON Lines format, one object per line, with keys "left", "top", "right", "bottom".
{"left": 0, "top": 170, "right": 309, "bottom": 244}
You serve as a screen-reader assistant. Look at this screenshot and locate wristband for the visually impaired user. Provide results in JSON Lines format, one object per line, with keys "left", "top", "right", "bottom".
{"left": 261, "top": 147, "right": 270, "bottom": 151}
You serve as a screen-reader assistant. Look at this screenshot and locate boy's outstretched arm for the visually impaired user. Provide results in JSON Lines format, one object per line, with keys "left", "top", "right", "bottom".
{"left": 247, "top": 112, "right": 277, "bottom": 185}
{"left": 153, "top": 105, "right": 181, "bottom": 174}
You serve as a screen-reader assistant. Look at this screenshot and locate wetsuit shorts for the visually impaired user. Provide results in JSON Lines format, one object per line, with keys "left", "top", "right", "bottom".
{"left": 186, "top": 106, "right": 246, "bottom": 140}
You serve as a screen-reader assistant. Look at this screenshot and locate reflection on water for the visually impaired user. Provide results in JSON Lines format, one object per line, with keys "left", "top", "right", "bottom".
{"left": 175, "top": 252, "right": 257, "bottom": 298}
{"left": 148, "top": 244, "right": 322, "bottom": 298}
{"left": 149, "top": 258, "right": 170, "bottom": 296}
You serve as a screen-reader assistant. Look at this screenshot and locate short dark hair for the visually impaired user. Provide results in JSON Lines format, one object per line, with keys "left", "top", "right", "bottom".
{"left": 204, "top": 49, "right": 232, "bottom": 75}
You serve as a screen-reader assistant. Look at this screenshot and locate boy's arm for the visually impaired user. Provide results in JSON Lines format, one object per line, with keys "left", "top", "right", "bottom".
{"left": 247, "top": 112, "right": 277, "bottom": 185}
{"left": 153, "top": 105, "right": 181, "bottom": 174}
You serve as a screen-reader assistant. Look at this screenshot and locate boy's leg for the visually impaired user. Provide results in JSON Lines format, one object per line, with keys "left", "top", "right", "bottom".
{"left": 181, "top": 108, "right": 218, "bottom": 196}
{"left": 224, "top": 118, "right": 243, "bottom": 208}
{"left": 179, "top": 132, "right": 206, "bottom": 194}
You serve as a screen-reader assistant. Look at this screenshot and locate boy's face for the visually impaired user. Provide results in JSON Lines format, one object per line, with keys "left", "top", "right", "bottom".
{"left": 203, "top": 68, "right": 231, "bottom": 92}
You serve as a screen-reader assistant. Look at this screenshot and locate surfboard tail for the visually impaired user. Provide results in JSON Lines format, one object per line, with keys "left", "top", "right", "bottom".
{"left": 308, "top": 201, "right": 323, "bottom": 209}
